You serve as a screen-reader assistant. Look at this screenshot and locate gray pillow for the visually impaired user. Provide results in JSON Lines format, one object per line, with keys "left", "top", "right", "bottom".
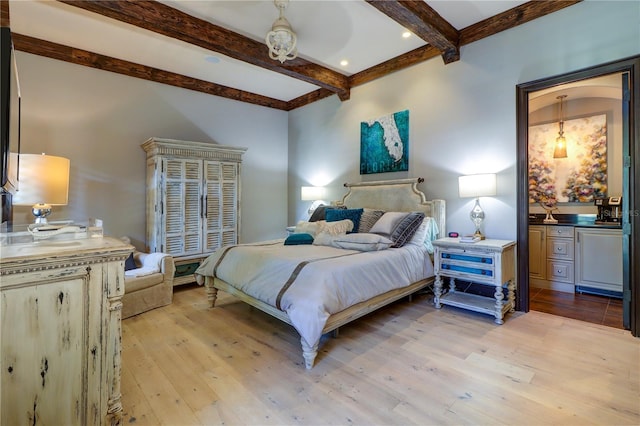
{"left": 390, "top": 212, "right": 425, "bottom": 248}
{"left": 358, "top": 208, "right": 385, "bottom": 233}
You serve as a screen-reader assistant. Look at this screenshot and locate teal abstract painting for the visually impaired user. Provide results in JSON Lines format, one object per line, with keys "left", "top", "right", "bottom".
{"left": 360, "top": 110, "right": 409, "bottom": 175}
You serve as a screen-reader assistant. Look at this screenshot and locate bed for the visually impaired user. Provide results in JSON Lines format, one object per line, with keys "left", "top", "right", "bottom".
{"left": 194, "top": 178, "right": 446, "bottom": 369}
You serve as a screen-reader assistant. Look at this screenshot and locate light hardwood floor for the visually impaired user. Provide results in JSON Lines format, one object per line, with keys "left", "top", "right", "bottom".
{"left": 121, "top": 284, "right": 640, "bottom": 425}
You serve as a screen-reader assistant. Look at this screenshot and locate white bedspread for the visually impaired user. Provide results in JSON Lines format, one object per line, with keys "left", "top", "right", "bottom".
{"left": 195, "top": 240, "right": 433, "bottom": 348}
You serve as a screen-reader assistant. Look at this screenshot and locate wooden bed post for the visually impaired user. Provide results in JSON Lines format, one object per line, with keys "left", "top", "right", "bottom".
{"left": 205, "top": 277, "right": 219, "bottom": 308}
{"left": 300, "top": 337, "right": 319, "bottom": 370}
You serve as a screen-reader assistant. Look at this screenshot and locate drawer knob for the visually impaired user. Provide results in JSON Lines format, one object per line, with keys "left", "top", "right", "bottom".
{"left": 557, "top": 269, "right": 562, "bottom": 273}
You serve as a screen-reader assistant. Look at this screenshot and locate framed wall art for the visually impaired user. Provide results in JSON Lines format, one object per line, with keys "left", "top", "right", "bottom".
{"left": 360, "top": 109, "right": 409, "bottom": 175}
{"left": 528, "top": 113, "right": 607, "bottom": 204}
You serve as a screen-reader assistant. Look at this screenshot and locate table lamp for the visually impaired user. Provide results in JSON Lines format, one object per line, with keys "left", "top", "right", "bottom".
{"left": 458, "top": 173, "right": 497, "bottom": 240}
{"left": 13, "top": 153, "right": 70, "bottom": 224}
{"left": 301, "top": 186, "right": 326, "bottom": 215}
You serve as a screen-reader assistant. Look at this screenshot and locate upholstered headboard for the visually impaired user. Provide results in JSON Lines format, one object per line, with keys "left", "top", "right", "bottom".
{"left": 336, "top": 178, "right": 446, "bottom": 239}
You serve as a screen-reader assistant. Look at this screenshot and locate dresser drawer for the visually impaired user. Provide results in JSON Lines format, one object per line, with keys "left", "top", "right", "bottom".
{"left": 547, "top": 237, "right": 574, "bottom": 260}
{"left": 547, "top": 260, "right": 574, "bottom": 283}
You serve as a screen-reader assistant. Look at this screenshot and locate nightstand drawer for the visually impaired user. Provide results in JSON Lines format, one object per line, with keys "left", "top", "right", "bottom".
{"left": 436, "top": 248, "right": 498, "bottom": 285}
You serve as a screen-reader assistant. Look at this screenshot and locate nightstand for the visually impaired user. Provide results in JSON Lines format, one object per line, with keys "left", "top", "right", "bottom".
{"left": 432, "top": 238, "right": 517, "bottom": 324}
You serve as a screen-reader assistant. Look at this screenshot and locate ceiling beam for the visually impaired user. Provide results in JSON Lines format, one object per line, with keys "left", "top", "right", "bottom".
{"left": 1, "top": 0, "right": 9, "bottom": 27}
{"left": 291, "top": 0, "right": 583, "bottom": 110}
{"left": 365, "top": 0, "right": 460, "bottom": 64}
{"left": 57, "top": 0, "right": 351, "bottom": 101}
{"left": 460, "top": 0, "right": 583, "bottom": 45}
{"left": 12, "top": 33, "right": 289, "bottom": 110}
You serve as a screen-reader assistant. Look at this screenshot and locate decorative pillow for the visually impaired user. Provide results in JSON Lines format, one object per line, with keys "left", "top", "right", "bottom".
{"left": 407, "top": 216, "right": 439, "bottom": 253}
{"left": 308, "top": 205, "right": 346, "bottom": 222}
{"left": 369, "top": 211, "right": 409, "bottom": 236}
{"left": 316, "top": 219, "right": 354, "bottom": 236}
{"left": 124, "top": 253, "right": 137, "bottom": 271}
{"left": 294, "top": 221, "right": 320, "bottom": 237}
{"left": 390, "top": 212, "right": 425, "bottom": 248}
{"left": 330, "top": 233, "right": 393, "bottom": 251}
{"left": 284, "top": 233, "right": 314, "bottom": 245}
{"left": 325, "top": 208, "right": 363, "bottom": 234}
{"left": 358, "top": 208, "right": 385, "bottom": 233}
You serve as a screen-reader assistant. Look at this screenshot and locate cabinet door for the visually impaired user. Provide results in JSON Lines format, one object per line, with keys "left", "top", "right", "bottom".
{"left": 1, "top": 272, "right": 90, "bottom": 425}
{"left": 204, "top": 161, "right": 238, "bottom": 253}
{"left": 163, "top": 158, "right": 203, "bottom": 256}
{"left": 528, "top": 225, "right": 546, "bottom": 280}
{"left": 575, "top": 228, "right": 623, "bottom": 292}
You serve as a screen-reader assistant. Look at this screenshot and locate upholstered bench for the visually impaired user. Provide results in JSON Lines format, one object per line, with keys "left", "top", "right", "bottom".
{"left": 122, "top": 250, "right": 175, "bottom": 319}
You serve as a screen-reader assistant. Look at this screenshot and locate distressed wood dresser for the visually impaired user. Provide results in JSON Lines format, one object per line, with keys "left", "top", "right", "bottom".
{"left": 0, "top": 236, "right": 132, "bottom": 425}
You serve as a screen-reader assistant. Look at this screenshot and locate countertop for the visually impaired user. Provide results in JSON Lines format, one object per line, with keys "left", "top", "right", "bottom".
{"left": 528, "top": 214, "right": 622, "bottom": 229}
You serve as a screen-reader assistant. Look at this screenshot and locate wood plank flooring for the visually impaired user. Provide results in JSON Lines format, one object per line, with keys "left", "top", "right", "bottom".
{"left": 121, "top": 284, "right": 640, "bottom": 425}
{"left": 530, "top": 287, "right": 623, "bottom": 329}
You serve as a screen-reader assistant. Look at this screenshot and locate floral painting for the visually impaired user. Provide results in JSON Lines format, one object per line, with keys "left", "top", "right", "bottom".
{"left": 529, "top": 114, "right": 607, "bottom": 205}
{"left": 360, "top": 110, "right": 409, "bottom": 174}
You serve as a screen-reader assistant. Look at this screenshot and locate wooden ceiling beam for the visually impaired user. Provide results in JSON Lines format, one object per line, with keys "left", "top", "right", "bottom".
{"left": 57, "top": 0, "right": 350, "bottom": 100}
{"left": 12, "top": 33, "right": 289, "bottom": 110}
{"left": 365, "top": 0, "right": 460, "bottom": 64}
{"left": 460, "top": 0, "right": 583, "bottom": 45}
{"left": 0, "top": 0, "right": 9, "bottom": 27}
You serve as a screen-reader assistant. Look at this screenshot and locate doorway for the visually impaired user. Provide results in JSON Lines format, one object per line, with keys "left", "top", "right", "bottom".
{"left": 516, "top": 56, "right": 640, "bottom": 337}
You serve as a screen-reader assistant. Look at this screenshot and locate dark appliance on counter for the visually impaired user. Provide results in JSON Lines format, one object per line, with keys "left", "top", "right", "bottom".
{"left": 595, "top": 196, "right": 622, "bottom": 223}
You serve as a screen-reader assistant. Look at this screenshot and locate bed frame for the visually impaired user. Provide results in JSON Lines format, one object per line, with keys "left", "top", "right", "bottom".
{"left": 202, "top": 178, "right": 446, "bottom": 369}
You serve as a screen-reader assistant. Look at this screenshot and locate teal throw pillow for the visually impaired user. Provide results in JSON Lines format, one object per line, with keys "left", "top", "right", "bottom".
{"left": 325, "top": 208, "right": 364, "bottom": 234}
{"left": 284, "top": 233, "right": 314, "bottom": 245}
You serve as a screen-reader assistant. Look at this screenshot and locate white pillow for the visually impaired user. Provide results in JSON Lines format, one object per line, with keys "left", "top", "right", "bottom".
{"left": 317, "top": 219, "right": 354, "bottom": 236}
{"left": 407, "top": 218, "right": 429, "bottom": 246}
{"left": 295, "top": 220, "right": 320, "bottom": 237}
{"left": 331, "top": 233, "right": 393, "bottom": 251}
{"left": 369, "top": 212, "right": 409, "bottom": 236}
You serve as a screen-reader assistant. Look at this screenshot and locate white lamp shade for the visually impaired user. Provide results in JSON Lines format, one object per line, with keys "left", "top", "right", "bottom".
{"left": 13, "top": 154, "right": 70, "bottom": 206}
{"left": 301, "top": 186, "right": 326, "bottom": 201}
{"left": 458, "top": 173, "right": 497, "bottom": 198}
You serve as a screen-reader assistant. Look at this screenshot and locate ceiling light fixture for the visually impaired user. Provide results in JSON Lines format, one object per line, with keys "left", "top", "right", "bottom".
{"left": 340, "top": 60, "right": 349, "bottom": 67}
{"left": 402, "top": 31, "right": 411, "bottom": 38}
{"left": 553, "top": 95, "right": 568, "bottom": 159}
{"left": 265, "top": 0, "right": 298, "bottom": 63}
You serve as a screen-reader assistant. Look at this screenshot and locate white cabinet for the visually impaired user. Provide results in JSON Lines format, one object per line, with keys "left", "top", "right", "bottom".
{"left": 575, "top": 227, "right": 623, "bottom": 295}
{"left": 142, "top": 138, "right": 246, "bottom": 285}
{"left": 0, "top": 237, "right": 132, "bottom": 425}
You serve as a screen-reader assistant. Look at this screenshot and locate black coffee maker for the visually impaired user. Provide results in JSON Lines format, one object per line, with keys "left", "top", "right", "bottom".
{"left": 595, "top": 196, "right": 622, "bottom": 223}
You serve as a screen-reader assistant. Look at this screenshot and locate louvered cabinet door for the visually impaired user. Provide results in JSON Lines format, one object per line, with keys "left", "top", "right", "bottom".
{"left": 204, "top": 161, "right": 238, "bottom": 253}
{"left": 163, "top": 158, "right": 203, "bottom": 257}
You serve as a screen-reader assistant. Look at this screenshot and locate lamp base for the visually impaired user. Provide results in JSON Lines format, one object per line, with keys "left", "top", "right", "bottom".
{"left": 31, "top": 203, "right": 52, "bottom": 224}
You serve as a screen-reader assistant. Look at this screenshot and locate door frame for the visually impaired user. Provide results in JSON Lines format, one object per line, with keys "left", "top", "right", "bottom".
{"left": 516, "top": 55, "right": 640, "bottom": 336}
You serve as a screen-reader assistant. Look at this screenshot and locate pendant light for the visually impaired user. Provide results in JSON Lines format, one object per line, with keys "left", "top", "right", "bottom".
{"left": 265, "top": 0, "right": 298, "bottom": 63}
{"left": 553, "top": 95, "right": 568, "bottom": 158}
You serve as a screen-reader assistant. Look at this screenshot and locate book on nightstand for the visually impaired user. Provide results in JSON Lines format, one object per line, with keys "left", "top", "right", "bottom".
{"left": 459, "top": 235, "right": 481, "bottom": 243}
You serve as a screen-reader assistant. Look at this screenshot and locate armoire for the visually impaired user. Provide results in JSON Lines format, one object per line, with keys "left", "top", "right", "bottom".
{"left": 142, "top": 138, "right": 247, "bottom": 285}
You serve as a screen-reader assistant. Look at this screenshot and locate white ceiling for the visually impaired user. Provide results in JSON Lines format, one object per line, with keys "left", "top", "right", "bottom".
{"left": 9, "top": 0, "right": 529, "bottom": 102}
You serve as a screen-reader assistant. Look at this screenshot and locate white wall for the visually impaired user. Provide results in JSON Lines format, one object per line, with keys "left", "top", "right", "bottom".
{"left": 13, "top": 53, "right": 289, "bottom": 248}
{"left": 288, "top": 0, "right": 640, "bottom": 240}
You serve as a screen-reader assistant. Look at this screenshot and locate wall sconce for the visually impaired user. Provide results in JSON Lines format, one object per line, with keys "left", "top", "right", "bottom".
{"left": 12, "top": 153, "right": 70, "bottom": 224}
{"left": 301, "top": 186, "right": 326, "bottom": 215}
{"left": 553, "top": 95, "right": 568, "bottom": 159}
{"left": 458, "top": 173, "right": 497, "bottom": 240}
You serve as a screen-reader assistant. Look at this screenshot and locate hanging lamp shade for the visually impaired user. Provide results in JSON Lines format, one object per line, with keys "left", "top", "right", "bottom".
{"left": 553, "top": 95, "right": 568, "bottom": 159}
